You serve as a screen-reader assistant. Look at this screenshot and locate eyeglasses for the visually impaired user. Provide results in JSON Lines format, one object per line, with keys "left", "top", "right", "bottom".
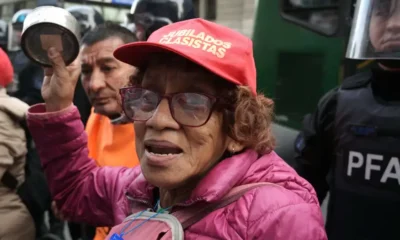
{"left": 119, "top": 86, "right": 223, "bottom": 127}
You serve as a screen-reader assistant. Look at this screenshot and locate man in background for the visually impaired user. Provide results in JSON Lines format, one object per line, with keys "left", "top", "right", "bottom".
{"left": 68, "top": 23, "right": 140, "bottom": 240}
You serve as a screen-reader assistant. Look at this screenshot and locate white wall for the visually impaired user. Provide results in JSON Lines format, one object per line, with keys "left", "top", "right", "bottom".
{"left": 211, "top": 0, "right": 256, "bottom": 37}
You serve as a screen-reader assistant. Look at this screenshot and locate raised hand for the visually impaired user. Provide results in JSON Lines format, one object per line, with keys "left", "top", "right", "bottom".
{"left": 42, "top": 47, "right": 81, "bottom": 112}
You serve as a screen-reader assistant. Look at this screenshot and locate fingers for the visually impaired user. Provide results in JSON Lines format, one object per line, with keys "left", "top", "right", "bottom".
{"left": 47, "top": 47, "right": 67, "bottom": 77}
{"left": 66, "top": 53, "right": 82, "bottom": 82}
{"left": 43, "top": 67, "right": 53, "bottom": 77}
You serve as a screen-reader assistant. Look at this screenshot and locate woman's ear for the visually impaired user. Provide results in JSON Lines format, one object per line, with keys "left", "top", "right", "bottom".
{"left": 226, "top": 138, "right": 245, "bottom": 154}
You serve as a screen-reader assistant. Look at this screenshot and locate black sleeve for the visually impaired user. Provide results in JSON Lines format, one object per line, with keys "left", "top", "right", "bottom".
{"left": 294, "top": 87, "right": 338, "bottom": 204}
{"left": 73, "top": 78, "right": 92, "bottom": 126}
{"left": 16, "top": 64, "right": 44, "bottom": 106}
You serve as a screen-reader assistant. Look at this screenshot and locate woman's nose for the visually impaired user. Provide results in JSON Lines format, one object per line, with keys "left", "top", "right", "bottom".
{"left": 145, "top": 99, "right": 180, "bottom": 130}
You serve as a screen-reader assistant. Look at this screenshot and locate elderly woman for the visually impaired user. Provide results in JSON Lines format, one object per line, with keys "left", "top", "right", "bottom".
{"left": 27, "top": 19, "right": 326, "bottom": 239}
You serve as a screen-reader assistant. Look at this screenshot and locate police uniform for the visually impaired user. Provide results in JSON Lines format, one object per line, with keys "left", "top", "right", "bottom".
{"left": 295, "top": 1, "right": 400, "bottom": 238}
{"left": 295, "top": 65, "right": 400, "bottom": 240}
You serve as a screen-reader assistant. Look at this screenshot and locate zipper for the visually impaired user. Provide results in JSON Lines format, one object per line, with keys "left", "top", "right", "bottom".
{"left": 126, "top": 194, "right": 153, "bottom": 211}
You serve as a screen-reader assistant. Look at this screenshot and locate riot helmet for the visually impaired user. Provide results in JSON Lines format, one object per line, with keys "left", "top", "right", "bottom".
{"left": 66, "top": 6, "right": 105, "bottom": 38}
{"left": 120, "top": 15, "right": 137, "bottom": 33}
{"left": 346, "top": 0, "right": 400, "bottom": 60}
{"left": 128, "top": 0, "right": 196, "bottom": 40}
{"left": 8, "top": 9, "right": 32, "bottom": 52}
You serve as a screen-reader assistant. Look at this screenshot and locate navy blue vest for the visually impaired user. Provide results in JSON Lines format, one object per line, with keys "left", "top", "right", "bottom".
{"left": 327, "top": 79, "right": 400, "bottom": 240}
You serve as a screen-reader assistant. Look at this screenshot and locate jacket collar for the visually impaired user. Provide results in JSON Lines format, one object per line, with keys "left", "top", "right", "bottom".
{"left": 126, "top": 149, "right": 259, "bottom": 206}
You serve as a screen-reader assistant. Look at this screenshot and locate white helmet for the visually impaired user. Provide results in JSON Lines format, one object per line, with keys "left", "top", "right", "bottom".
{"left": 8, "top": 9, "right": 33, "bottom": 51}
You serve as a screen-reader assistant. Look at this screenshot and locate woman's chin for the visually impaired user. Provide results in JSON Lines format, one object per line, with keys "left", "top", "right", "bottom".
{"left": 142, "top": 166, "right": 188, "bottom": 190}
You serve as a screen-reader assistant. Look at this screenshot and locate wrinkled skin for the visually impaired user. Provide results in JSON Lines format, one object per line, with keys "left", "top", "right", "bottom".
{"left": 133, "top": 57, "right": 244, "bottom": 207}
{"left": 80, "top": 37, "right": 137, "bottom": 117}
{"left": 370, "top": 0, "right": 400, "bottom": 52}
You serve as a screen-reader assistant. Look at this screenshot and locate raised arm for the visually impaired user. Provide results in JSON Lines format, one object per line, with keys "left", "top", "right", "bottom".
{"left": 26, "top": 47, "right": 139, "bottom": 227}
{"left": 28, "top": 104, "right": 139, "bottom": 226}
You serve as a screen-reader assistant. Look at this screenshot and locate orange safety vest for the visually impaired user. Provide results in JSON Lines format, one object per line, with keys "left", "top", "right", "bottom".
{"left": 85, "top": 109, "right": 139, "bottom": 240}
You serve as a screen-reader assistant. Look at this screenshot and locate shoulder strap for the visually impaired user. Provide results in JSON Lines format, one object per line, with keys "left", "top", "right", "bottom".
{"left": 176, "top": 182, "right": 278, "bottom": 229}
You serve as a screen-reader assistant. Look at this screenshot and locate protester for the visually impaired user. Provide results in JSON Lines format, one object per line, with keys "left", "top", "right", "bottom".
{"left": 28, "top": 19, "right": 326, "bottom": 239}
{"left": 79, "top": 23, "right": 141, "bottom": 239}
{"left": 68, "top": 5, "right": 105, "bottom": 126}
{"left": 0, "top": 48, "right": 35, "bottom": 240}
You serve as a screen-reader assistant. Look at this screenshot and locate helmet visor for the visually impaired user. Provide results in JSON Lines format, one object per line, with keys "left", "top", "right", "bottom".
{"left": 8, "top": 24, "right": 22, "bottom": 51}
{"left": 346, "top": 0, "right": 400, "bottom": 60}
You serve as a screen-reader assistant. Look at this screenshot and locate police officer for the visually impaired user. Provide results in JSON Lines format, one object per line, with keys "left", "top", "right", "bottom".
{"left": 66, "top": 6, "right": 105, "bottom": 38}
{"left": 8, "top": 9, "right": 45, "bottom": 105}
{"left": 127, "top": 0, "right": 196, "bottom": 41}
{"left": 7, "top": 9, "right": 33, "bottom": 95}
{"left": 294, "top": 1, "right": 400, "bottom": 239}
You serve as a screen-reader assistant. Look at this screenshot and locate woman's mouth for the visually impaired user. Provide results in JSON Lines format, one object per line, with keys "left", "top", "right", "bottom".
{"left": 144, "top": 140, "right": 183, "bottom": 167}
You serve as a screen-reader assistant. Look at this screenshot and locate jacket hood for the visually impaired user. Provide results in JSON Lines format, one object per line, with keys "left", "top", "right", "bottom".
{"left": 0, "top": 88, "right": 29, "bottom": 121}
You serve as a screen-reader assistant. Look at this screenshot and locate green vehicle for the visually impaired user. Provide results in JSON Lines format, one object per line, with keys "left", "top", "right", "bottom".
{"left": 252, "top": 0, "right": 373, "bottom": 162}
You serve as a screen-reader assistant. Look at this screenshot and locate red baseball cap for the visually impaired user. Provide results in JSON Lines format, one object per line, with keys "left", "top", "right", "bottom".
{"left": 114, "top": 18, "right": 256, "bottom": 95}
{"left": 0, "top": 49, "right": 13, "bottom": 88}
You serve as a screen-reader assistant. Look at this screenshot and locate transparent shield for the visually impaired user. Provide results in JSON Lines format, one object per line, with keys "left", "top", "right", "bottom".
{"left": 7, "top": 24, "right": 22, "bottom": 52}
{"left": 346, "top": 0, "right": 400, "bottom": 59}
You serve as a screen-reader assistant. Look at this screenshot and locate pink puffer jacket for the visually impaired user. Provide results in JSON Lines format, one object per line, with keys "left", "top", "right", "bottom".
{"left": 27, "top": 104, "right": 327, "bottom": 240}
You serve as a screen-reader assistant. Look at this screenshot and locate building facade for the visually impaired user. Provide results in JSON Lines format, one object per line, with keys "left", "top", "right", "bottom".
{"left": 0, "top": 0, "right": 36, "bottom": 20}
{"left": 195, "top": 0, "right": 257, "bottom": 37}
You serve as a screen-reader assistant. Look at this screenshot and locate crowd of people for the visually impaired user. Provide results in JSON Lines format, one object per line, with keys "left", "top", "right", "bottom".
{"left": 1, "top": 0, "right": 400, "bottom": 239}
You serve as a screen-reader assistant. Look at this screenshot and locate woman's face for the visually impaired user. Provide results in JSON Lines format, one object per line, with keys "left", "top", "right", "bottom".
{"left": 370, "top": 0, "right": 400, "bottom": 52}
{"left": 133, "top": 59, "right": 235, "bottom": 189}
